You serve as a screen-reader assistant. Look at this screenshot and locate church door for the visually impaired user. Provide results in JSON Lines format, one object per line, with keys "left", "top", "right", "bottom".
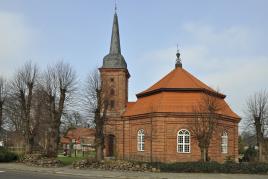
{"left": 107, "top": 134, "right": 115, "bottom": 157}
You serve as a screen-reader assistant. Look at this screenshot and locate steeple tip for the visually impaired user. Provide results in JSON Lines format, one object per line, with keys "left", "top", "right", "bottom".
{"left": 114, "top": 0, "right": 117, "bottom": 14}
{"left": 175, "top": 45, "right": 182, "bottom": 68}
{"left": 109, "top": 10, "right": 121, "bottom": 54}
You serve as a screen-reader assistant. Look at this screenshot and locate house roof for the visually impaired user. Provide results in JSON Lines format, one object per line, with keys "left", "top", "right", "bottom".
{"left": 60, "top": 137, "right": 70, "bottom": 144}
{"left": 124, "top": 67, "right": 240, "bottom": 120}
{"left": 64, "top": 128, "right": 95, "bottom": 141}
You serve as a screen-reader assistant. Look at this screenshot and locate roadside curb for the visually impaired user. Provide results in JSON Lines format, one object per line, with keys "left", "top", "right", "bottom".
{"left": 0, "top": 163, "right": 154, "bottom": 179}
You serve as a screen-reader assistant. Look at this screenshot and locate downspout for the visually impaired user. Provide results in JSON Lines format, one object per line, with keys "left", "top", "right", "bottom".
{"left": 150, "top": 115, "right": 153, "bottom": 163}
{"left": 123, "top": 119, "right": 125, "bottom": 160}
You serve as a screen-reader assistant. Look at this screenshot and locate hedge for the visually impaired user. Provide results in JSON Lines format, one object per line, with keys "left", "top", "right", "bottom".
{"left": 151, "top": 161, "right": 268, "bottom": 174}
{"left": 0, "top": 147, "right": 18, "bottom": 162}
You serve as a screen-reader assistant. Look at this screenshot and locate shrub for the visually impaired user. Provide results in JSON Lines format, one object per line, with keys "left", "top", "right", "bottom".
{"left": 157, "top": 162, "right": 221, "bottom": 173}
{"left": 154, "top": 161, "right": 268, "bottom": 174}
{"left": 243, "top": 146, "right": 257, "bottom": 162}
{"left": 0, "top": 147, "right": 18, "bottom": 162}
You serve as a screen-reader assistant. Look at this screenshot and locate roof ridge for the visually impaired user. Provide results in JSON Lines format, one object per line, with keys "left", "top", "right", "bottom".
{"left": 182, "top": 68, "right": 211, "bottom": 90}
{"left": 164, "top": 68, "right": 177, "bottom": 88}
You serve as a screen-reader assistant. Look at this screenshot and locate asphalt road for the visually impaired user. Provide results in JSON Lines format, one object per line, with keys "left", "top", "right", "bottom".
{"left": 0, "top": 170, "right": 105, "bottom": 179}
{"left": 0, "top": 164, "right": 268, "bottom": 179}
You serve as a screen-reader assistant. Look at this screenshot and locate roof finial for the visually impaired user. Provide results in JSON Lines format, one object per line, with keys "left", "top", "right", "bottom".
{"left": 114, "top": 0, "right": 117, "bottom": 14}
{"left": 175, "top": 44, "right": 182, "bottom": 68}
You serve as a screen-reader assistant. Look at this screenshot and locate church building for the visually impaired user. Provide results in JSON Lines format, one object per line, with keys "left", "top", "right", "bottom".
{"left": 100, "top": 11, "right": 240, "bottom": 163}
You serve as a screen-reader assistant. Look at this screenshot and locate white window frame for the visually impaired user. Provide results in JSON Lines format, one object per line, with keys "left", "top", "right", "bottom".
{"left": 137, "top": 129, "right": 145, "bottom": 151}
{"left": 177, "top": 129, "right": 191, "bottom": 153}
{"left": 221, "top": 131, "right": 228, "bottom": 154}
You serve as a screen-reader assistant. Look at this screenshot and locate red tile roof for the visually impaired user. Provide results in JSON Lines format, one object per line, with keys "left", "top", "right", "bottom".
{"left": 64, "top": 128, "right": 95, "bottom": 141}
{"left": 124, "top": 67, "right": 240, "bottom": 120}
{"left": 126, "top": 102, "right": 136, "bottom": 109}
{"left": 60, "top": 137, "right": 70, "bottom": 144}
{"left": 137, "top": 67, "right": 225, "bottom": 98}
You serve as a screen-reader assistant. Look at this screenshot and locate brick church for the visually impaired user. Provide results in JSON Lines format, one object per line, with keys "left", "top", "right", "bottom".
{"left": 100, "top": 12, "right": 240, "bottom": 163}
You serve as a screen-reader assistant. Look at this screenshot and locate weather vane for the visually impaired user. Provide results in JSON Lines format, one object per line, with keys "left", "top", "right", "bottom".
{"left": 114, "top": 0, "right": 117, "bottom": 13}
{"left": 175, "top": 43, "right": 182, "bottom": 67}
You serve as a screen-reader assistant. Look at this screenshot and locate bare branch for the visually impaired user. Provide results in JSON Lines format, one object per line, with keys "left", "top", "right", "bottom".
{"left": 244, "top": 89, "right": 268, "bottom": 162}
{"left": 191, "top": 92, "right": 223, "bottom": 162}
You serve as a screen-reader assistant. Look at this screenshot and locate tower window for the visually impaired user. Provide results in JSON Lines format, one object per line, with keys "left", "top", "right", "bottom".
{"left": 110, "top": 78, "right": 114, "bottom": 82}
{"left": 110, "top": 100, "right": 115, "bottom": 109}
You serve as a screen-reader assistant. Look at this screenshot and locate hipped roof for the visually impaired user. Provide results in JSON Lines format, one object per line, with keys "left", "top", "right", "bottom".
{"left": 124, "top": 67, "right": 240, "bottom": 120}
{"left": 137, "top": 67, "right": 225, "bottom": 98}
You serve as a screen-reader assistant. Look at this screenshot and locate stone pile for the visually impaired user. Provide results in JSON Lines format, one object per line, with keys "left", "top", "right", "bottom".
{"left": 73, "top": 158, "right": 159, "bottom": 172}
{"left": 21, "top": 154, "right": 62, "bottom": 168}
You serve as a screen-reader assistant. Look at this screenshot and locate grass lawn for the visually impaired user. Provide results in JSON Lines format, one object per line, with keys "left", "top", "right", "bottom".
{"left": 57, "top": 155, "right": 87, "bottom": 166}
{"left": 57, "top": 151, "right": 95, "bottom": 166}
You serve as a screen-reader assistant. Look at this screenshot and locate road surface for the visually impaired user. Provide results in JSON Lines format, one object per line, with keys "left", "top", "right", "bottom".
{"left": 0, "top": 169, "right": 103, "bottom": 179}
{"left": 0, "top": 163, "right": 267, "bottom": 179}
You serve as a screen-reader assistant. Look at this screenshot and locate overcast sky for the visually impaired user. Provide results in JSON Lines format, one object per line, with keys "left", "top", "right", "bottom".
{"left": 0, "top": 0, "right": 268, "bottom": 125}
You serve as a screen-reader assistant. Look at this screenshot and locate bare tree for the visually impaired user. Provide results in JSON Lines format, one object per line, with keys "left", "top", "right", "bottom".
{"left": 11, "top": 62, "right": 38, "bottom": 153}
{"left": 84, "top": 69, "right": 109, "bottom": 161}
{"left": 191, "top": 93, "right": 223, "bottom": 162}
{"left": 0, "top": 76, "right": 8, "bottom": 132}
{"left": 61, "top": 111, "right": 87, "bottom": 132}
{"left": 4, "top": 95, "right": 24, "bottom": 132}
{"left": 41, "top": 61, "right": 77, "bottom": 157}
{"left": 244, "top": 90, "right": 268, "bottom": 162}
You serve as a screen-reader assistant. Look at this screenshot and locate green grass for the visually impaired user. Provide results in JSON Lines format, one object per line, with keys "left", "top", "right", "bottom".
{"left": 57, "top": 151, "right": 95, "bottom": 166}
{"left": 57, "top": 155, "right": 87, "bottom": 166}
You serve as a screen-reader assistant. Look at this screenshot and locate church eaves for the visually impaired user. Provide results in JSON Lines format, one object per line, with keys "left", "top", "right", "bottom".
{"left": 102, "top": 12, "right": 127, "bottom": 69}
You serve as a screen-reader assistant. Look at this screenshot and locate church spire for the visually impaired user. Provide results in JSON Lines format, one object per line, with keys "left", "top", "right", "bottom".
{"left": 110, "top": 12, "right": 121, "bottom": 54}
{"left": 102, "top": 8, "right": 127, "bottom": 69}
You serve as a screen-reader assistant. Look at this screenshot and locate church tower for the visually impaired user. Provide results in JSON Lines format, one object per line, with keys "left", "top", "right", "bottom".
{"left": 99, "top": 11, "right": 130, "bottom": 118}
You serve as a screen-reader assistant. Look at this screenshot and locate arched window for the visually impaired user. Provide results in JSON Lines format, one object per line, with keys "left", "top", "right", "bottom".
{"left": 177, "top": 129, "right": 190, "bottom": 153}
{"left": 221, "top": 131, "right": 228, "bottom": 154}
{"left": 137, "top": 129, "right": 145, "bottom": 151}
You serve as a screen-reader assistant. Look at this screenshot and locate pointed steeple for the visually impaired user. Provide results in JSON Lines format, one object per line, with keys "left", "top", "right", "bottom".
{"left": 110, "top": 13, "right": 121, "bottom": 54}
{"left": 102, "top": 11, "right": 127, "bottom": 69}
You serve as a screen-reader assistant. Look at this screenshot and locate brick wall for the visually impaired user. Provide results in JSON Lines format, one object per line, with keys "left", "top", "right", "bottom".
{"left": 99, "top": 68, "right": 129, "bottom": 115}
{"left": 104, "top": 115, "right": 239, "bottom": 163}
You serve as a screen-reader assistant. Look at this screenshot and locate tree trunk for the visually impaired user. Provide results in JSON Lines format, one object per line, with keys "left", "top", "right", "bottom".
{"left": 0, "top": 103, "right": 2, "bottom": 131}
{"left": 95, "top": 137, "right": 104, "bottom": 161}
{"left": 26, "top": 135, "right": 35, "bottom": 154}
{"left": 45, "top": 119, "right": 60, "bottom": 158}
{"left": 25, "top": 85, "right": 34, "bottom": 154}
{"left": 46, "top": 90, "right": 65, "bottom": 158}
{"left": 258, "top": 142, "right": 263, "bottom": 162}
{"left": 200, "top": 147, "right": 207, "bottom": 162}
{"left": 45, "top": 96, "right": 57, "bottom": 157}
{"left": 95, "top": 116, "right": 104, "bottom": 161}
{"left": 24, "top": 122, "right": 32, "bottom": 154}
{"left": 255, "top": 117, "right": 264, "bottom": 162}
{"left": 47, "top": 123, "right": 60, "bottom": 158}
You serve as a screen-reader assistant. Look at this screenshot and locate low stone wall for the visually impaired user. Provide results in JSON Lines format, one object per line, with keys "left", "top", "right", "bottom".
{"left": 21, "top": 154, "right": 62, "bottom": 168}
{"left": 73, "top": 158, "right": 159, "bottom": 172}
